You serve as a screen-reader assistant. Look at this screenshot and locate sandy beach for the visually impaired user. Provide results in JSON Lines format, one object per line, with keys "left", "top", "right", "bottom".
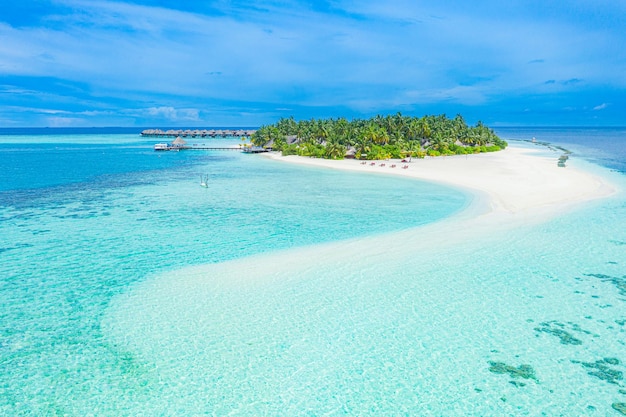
{"left": 142, "top": 141, "right": 622, "bottom": 290}
{"left": 100, "top": 137, "right": 626, "bottom": 415}
{"left": 266, "top": 143, "right": 616, "bottom": 223}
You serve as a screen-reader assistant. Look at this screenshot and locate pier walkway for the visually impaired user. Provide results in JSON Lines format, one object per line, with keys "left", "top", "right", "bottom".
{"left": 142, "top": 128, "right": 256, "bottom": 138}
{"left": 154, "top": 144, "right": 244, "bottom": 151}
{"left": 150, "top": 130, "right": 268, "bottom": 153}
{"left": 153, "top": 142, "right": 269, "bottom": 153}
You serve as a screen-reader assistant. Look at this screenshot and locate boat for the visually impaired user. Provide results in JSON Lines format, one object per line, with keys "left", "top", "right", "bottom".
{"left": 200, "top": 174, "right": 209, "bottom": 188}
{"left": 154, "top": 143, "right": 169, "bottom": 151}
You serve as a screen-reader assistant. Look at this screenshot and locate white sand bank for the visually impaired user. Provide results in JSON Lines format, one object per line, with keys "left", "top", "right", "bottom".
{"left": 103, "top": 144, "right": 624, "bottom": 415}
{"left": 265, "top": 143, "right": 616, "bottom": 222}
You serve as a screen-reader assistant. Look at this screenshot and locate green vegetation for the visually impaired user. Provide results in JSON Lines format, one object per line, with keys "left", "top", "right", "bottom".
{"left": 250, "top": 113, "right": 507, "bottom": 160}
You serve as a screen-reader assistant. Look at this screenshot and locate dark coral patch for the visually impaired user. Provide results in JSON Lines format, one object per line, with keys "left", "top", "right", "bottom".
{"left": 488, "top": 361, "right": 537, "bottom": 382}
{"left": 584, "top": 273, "right": 626, "bottom": 297}
{"left": 572, "top": 358, "right": 623, "bottom": 385}
{"left": 534, "top": 321, "right": 583, "bottom": 345}
{"left": 613, "top": 403, "right": 626, "bottom": 415}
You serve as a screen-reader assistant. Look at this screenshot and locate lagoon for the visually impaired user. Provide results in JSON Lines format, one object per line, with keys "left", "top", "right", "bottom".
{"left": 1, "top": 127, "right": 625, "bottom": 415}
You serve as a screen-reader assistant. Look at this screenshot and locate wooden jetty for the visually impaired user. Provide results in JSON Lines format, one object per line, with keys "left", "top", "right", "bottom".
{"left": 142, "top": 128, "right": 256, "bottom": 138}
{"left": 153, "top": 136, "right": 269, "bottom": 152}
{"left": 242, "top": 146, "right": 269, "bottom": 154}
{"left": 154, "top": 144, "right": 244, "bottom": 151}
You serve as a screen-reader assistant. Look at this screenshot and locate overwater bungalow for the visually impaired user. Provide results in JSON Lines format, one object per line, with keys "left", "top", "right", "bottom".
{"left": 141, "top": 128, "right": 257, "bottom": 138}
{"left": 172, "top": 136, "right": 187, "bottom": 148}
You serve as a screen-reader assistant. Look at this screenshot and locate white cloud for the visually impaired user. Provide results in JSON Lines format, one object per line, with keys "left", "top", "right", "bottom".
{"left": 45, "top": 116, "right": 87, "bottom": 127}
{"left": 1, "top": 0, "right": 625, "bottom": 125}
{"left": 143, "top": 106, "right": 200, "bottom": 121}
{"left": 593, "top": 103, "right": 609, "bottom": 111}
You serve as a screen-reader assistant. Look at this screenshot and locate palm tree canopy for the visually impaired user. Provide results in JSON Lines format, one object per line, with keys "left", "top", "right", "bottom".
{"left": 251, "top": 114, "right": 506, "bottom": 159}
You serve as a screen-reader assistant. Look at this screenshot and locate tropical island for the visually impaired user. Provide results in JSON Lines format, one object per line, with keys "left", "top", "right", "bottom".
{"left": 250, "top": 113, "right": 507, "bottom": 160}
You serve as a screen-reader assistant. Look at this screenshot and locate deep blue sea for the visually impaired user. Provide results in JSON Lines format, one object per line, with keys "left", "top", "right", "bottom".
{"left": 1, "top": 127, "right": 625, "bottom": 415}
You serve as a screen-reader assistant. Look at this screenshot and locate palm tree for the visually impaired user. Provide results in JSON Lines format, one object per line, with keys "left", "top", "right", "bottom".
{"left": 417, "top": 117, "right": 431, "bottom": 144}
{"left": 255, "top": 114, "right": 504, "bottom": 159}
{"left": 401, "top": 140, "right": 422, "bottom": 161}
{"left": 355, "top": 128, "right": 371, "bottom": 158}
{"left": 324, "top": 140, "right": 346, "bottom": 160}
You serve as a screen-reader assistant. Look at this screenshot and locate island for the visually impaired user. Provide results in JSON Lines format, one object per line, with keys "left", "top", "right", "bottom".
{"left": 250, "top": 113, "right": 507, "bottom": 160}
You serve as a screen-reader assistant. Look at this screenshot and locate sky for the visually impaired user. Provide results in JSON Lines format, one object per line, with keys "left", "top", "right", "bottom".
{"left": 0, "top": 0, "right": 625, "bottom": 127}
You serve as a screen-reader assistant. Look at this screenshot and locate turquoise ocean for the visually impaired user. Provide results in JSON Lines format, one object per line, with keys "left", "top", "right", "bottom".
{"left": 1, "top": 127, "right": 625, "bottom": 415}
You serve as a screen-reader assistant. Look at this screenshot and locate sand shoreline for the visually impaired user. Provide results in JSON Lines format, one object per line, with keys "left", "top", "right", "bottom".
{"left": 264, "top": 143, "right": 617, "bottom": 224}
{"left": 103, "top": 141, "right": 625, "bottom": 416}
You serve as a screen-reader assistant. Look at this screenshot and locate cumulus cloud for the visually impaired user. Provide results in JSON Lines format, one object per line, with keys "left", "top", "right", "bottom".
{"left": 0, "top": 0, "right": 625, "bottom": 125}
{"left": 144, "top": 106, "right": 200, "bottom": 121}
{"left": 45, "top": 116, "right": 87, "bottom": 127}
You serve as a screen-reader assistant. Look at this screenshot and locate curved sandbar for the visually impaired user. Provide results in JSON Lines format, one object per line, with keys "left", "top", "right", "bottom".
{"left": 265, "top": 143, "right": 616, "bottom": 223}
{"left": 103, "top": 142, "right": 623, "bottom": 415}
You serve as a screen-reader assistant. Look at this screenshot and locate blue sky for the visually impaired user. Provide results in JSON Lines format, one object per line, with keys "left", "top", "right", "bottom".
{"left": 1, "top": 0, "right": 625, "bottom": 127}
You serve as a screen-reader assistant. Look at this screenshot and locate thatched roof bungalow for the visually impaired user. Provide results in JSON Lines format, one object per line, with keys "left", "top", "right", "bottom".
{"left": 172, "top": 136, "right": 187, "bottom": 147}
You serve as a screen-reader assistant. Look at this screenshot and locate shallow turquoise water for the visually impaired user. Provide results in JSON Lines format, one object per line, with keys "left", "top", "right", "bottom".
{"left": 103, "top": 180, "right": 626, "bottom": 415}
{"left": 2, "top": 129, "right": 625, "bottom": 415}
{"left": 0, "top": 134, "right": 469, "bottom": 415}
